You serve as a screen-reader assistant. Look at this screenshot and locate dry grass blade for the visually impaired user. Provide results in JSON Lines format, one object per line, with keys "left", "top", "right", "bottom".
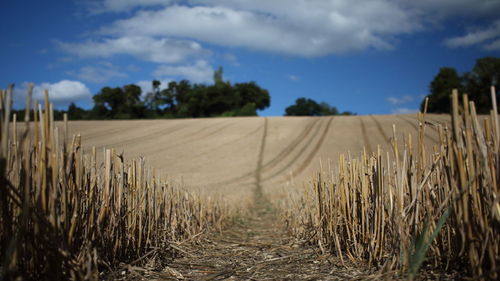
{"left": 283, "top": 88, "right": 500, "bottom": 280}
{"left": 0, "top": 88, "right": 235, "bottom": 280}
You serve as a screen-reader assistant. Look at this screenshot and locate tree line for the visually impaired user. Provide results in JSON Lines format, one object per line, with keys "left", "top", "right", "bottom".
{"left": 13, "top": 67, "right": 271, "bottom": 120}
{"left": 284, "top": 97, "right": 354, "bottom": 116}
{"left": 423, "top": 56, "right": 500, "bottom": 114}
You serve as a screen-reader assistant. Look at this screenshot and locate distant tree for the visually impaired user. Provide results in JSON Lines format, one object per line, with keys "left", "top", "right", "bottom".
{"left": 213, "top": 66, "right": 224, "bottom": 84}
{"left": 87, "top": 67, "right": 270, "bottom": 119}
{"left": 234, "top": 82, "right": 270, "bottom": 111}
{"left": 67, "top": 102, "right": 87, "bottom": 120}
{"left": 285, "top": 98, "right": 323, "bottom": 116}
{"left": 421, "top": 67, "right": 463, "bottom": 113}
{"left": 144, "top": 80, "right": 162, "bottom": 113}
{"left": 319, "top": 102, "right": 338, "bottom": 116}
{"left": 285, "top": 98, "right": 349, "bottom": 116}
{"left": 464, "top": 57, "right": 500, "bottom": 113}
{"left": 92, "top": 84, "right": 146, "bottom": 119}
{"left": 421, "top": 57, "right": 500, "bottom": 113}
{"left": 339, "top": 111, "right": 355, "bottom": 116}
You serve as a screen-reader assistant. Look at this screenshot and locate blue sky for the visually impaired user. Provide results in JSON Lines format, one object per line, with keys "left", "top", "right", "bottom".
{"left": 1, "top": 0, "right": 500, "bottom": 116}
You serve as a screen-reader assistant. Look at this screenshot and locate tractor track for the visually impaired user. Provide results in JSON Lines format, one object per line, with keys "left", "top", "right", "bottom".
{"left": 280, "top": 116, "right": 334, "bottom": 183}
{"left": 254, "top": 118, "right": 268, "bottom": 199}
{"left": 369, "top": 115, "right": 407, "bottom": 159}
{"left": 148, "top": 121, "right": 235, "bottom": 155}
{"left": 261, "top": 117, "right": 331, "bottom": 183}
{"left": 91, "top": 122, "right": 188, "bottom": 151}
{"left": 192, "top": 123, "right": 263, "bottom": 159}
{"left": 208, "top": 118, "right": 321, "bottom": 187}
{"left": 360, "top": 117, "right": 374, "bottom": 154}
{"left": 369, "top": 115, "right": 392, "bottom": 146}
{"left": 103, "top": 122, "right": 188, "bottom": 147}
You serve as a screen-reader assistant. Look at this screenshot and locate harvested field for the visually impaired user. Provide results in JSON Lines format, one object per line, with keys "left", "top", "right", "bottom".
{"left": 4, "top": 86, "right": 498, "bottom": 280}
{"left": 60, "top": 114, "right": 442, "bottom": 200}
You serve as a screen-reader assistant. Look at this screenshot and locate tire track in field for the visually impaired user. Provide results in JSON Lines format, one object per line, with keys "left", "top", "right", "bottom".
{"left": 93, "top": 122, "right": 188, "bottom": 151}
{"left": 80, "top": 125, "right": 128, "bottom": 140}
{"left": 104, "top": 122, "right": 188, "bottom": 147}
{"left": 370, "top": 115, "right": 404, "bottom": 159}
{"left": 272, "top": 116, "right": 334, "bottom": 183}
{"left": 208, "top": 118, "right": 321, "bottom": 187}
{"left": 260, "top": 117, "right": 329, "bottom": 182}
{"left": 151, "top": 121, "right": 235, "bottom": 154}
{"left": 261, "top": 118, "right": 321, "bottom": 172}
{"left": 192, "top": 124, "right": 263, "bottom": 158}
{"left": 369, "top": 115, "right": 392, "bottom": 145}
{"left": 254, "top": 118, "right": 268, "bottom": 200}
{"left": 396, "top": 115, "right": 440, "bottom": 144}
{"left": 360, "top": 117, "right": 374, "bottom": 154}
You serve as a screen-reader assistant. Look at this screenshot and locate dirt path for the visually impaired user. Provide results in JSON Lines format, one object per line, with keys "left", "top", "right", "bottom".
{"left": 153, "top": 118, "right": 360, "bottom": 280}
{"left": 108, "top": 118, "right": 376, "bottom": 280}
{"left": 164, "top": 203, "right": 353, "bottom": 280}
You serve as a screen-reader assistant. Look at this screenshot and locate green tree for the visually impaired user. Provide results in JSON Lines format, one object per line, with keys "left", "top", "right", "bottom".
{"left": 319, "top": 102, "right": 339, "bottom": 116}
{"left": 285, "top": 98, "right": 323, "bottom": 116}
{"left": 421, "top": 67, "right": 463, "bottom": 113}
{"left": 464, "top": 57, "right": 500, "bottom": 113}
{"left": 234, "top": 82, "right": 270, "bottom": 111}
{"left": 285, "top": 98, "right": 347, "bottom": 116}
{"left": 213, "top": 66, "right": 224, "bottom": 84}
{"left": 67, "top": 102, "right": 87, "bottom": 120}
{"left": 92, "top": 84, "right": 146, "bottom": 119}
{"left": 144, "top": 80, "right": 162, "bottom": 113}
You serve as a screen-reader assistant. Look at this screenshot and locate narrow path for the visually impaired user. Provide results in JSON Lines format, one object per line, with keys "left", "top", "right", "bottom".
{"left": 359, "top": 117, "right": 373, "bottom": 154}
{"left": 156, "top": 118, "right": 357, "bottom": 280}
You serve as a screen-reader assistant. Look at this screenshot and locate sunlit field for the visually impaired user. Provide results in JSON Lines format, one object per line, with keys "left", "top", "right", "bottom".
{"left": 1, "top": 86, "right": 499, "bottom": 280}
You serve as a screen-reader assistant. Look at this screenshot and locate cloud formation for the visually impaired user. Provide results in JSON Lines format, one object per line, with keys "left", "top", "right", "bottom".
{"left": 91, "top": 0, "right": 500, "bottom": 56}
{"left": 387, "top": 95, "right": 415, "bottom": 105}
{"left": 88, "top": 0, "right": 173, "bottom": 13}
{"left": 58, "top": 36, "right": 207, "bottom": 64}
{"left": 13, "top": 80, "right": 92, "bottom": 108}
{"left": 153, "top": 60, "right": 213, "bottom": 83}
{"left": 392, "top": 107, "right": 418, "bottom": 114}
{"left": 68, "top": 63, "right": 127, "bottom": 83}
{"left": 102, "top": 2, "right": 418, "bottom": 56}
{"left": 63, "top": 0, "right": 500, "bottom": 83}
{"left": 444, "top": 20, "right": 500, "bottom": 51}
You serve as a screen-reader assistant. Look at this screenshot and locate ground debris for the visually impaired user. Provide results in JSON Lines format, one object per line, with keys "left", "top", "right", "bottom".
{"left": 114, "top": 202, "right": 387, "bottom": 281}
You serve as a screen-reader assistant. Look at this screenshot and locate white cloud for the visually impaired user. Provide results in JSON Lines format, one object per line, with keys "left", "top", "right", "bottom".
{"left": 288, "top": 75, "right": 300, "bottom": 81}
{"left": 13, "top": 80, "right": 92, "bottom": 108}
{"left": 485, "top": 38, "right": 500, "bottom": 51}
{"left": 68, "top": 63, "right": 127, "bottom": 83}
{"left": 102, "top": 2, "right": 419, "bottom": 56}
{"left": 153, "top": 60, "right": 213, "bottom": 83}
{"left": 401, "top": 0, "right": 500, "bottom": 19}
{"left": 58, "top": 36, "right": 207, "bottom": 64}
{"left": 444, "top": 20, "right": 500, "bottom": 49}
{"left": 88, "top": 0, "right": 173, "bottom": 13}
{"left": 71, "top": 0, "right": 500, "bottom": 60}
{"left": 392, "top": 108, "right": 418, "bottom": 114}
{"left": 387, "top": 95, "right": 415, "bottom": 105}
{"left": 222, "top": 53, "right": 239, "bottom": 66}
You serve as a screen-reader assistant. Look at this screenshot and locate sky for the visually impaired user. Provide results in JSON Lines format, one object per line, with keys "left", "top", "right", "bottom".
{"left": 1, "top": 0, "right": 500, "bottom": 116}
